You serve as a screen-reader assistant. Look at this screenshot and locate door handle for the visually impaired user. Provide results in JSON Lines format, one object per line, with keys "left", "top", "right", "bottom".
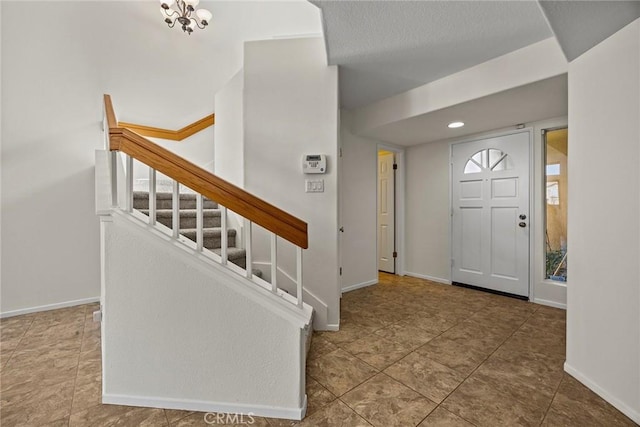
{"left": 519, "top": 222, "right": 527, "bottom": 228}
{"left": 339, "top": 227, "right": 344, "bottom": 233}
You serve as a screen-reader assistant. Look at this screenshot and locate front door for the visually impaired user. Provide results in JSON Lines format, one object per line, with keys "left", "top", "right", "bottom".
{"left": 451, "top": 132, "right": 530, "bottom": 297}
{"left": 378, "top": 152, "right": 395, "bottom": 273}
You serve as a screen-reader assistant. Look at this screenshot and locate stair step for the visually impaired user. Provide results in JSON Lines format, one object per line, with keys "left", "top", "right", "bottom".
{"left": 180, "top": 228, "right": 236, "bottom": 249}
{"left": 133, "top": 191, "right": 217, "bottom": 210}
{"left": 209, "top": 247, "right": 262, "bottom": 277}
{"left": 140, "top": 209, "right": 221, "bottom": 229}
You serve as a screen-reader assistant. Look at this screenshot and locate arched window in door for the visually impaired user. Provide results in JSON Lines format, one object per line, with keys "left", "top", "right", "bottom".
{"left": 463, "top": 148, "right": 514, "bottom": 174}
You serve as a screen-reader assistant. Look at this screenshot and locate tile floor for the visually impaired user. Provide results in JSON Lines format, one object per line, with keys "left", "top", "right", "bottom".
{"left": 0, "top": 273, "right": 636, "bottom": 426}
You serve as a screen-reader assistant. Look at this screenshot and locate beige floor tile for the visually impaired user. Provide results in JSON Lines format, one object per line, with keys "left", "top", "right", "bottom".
{"left": 69, "top": 404, "right": 168, "bottom": 426}
{"left": 307, "top": 335, "right": 338, "bottom": 362}
{"left": 473, "top": 352, "right": 564, "bottom": 400}
{"left": 165, "top": 409, "right": 195, "bottom": 423}
{"left": 439, "top": 322, "right": 508, "bottom": 351}
{"left": 6, "top": 344, "right": 80, "bottom": 369}
{"left": 374, "top": 321, "right": 437, "bottom": 349}
{"left": 316, "top": 321, "right": 380, "bottom": 346}
{"left": 77, "top": 348, "right": 102, "bottom": 377}
{"left": 442, "top": 376, "right": 546, "bottom": 427}
{"left": 342, "top": 334, "right": 414, "bottom": 370}
{"left": 418, "top": 407, "right": 474, "bottom": 426}
{"left": 306, "top": 349, "right": 377, "bottom": 396}
{"left": 384, "top": 352, "right": 466, "bottom": 404}
{"left": 409, "top": 313, "right": 460, "bottom": 335}
{"left": 0, "top": 378, "right": 75, "bottom": 427}
{"left": 1, "top": 354, "right": 80, "bottom": 395}
{"left": 298, "top": 400, "right": 372, "bottom": 426}
{"left": 172, "top": 412, "right": 270, "bottom": 426}
{"left": 305, "top": 377, "right": 336, "bottom": 416}
{"left": 71, "top": 371, "right": 102, "bottom": 414}
{"left": 414, "top": 337, "right": 489, "bottom": 376}
{"left": 542, "top": 374, "right": 637, "bottom": 427}
{"left": 342, "top": 373, "right": 436, "bottom": 427}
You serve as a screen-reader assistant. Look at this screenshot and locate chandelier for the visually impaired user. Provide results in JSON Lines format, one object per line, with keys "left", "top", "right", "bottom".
{"left": 159, "top": 0, "right": 212, "bottom": 34}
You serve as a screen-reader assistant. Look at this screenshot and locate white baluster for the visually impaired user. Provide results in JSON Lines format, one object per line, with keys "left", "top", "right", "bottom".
{"left": 172, "top": 180, "right": 180, "bottom": 238}
{"left": 125, "top": 155, "right": 133, "bottom": 212}
{"left": 296, "top": 247, "right": 303, "bottom": 307}
{"left": 244, "top": 218, "right": 252, "bottom": 279}
{"left": 110, "top": 152, "right": 118, "bottom": 208}
{"left": 196, "top": 194, "right": 203, "bottom": 251}
{"left": 149, "top": 169, "right": 156, "bottom": 226}
{"left": 220, "top": 206, "right": 228, "bottom": 265}
{"left": 270, "top": 233, "right": 277, "bottom": 293}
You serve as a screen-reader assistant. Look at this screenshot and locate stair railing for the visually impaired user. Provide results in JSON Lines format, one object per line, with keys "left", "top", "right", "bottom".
{"left": 102, "top": 94, "right": 308, "bottom": 308}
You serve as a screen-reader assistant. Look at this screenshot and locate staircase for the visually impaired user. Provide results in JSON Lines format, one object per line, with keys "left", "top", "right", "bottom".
{"left": 133, "top": 191, "right": 259, "bottom": 274}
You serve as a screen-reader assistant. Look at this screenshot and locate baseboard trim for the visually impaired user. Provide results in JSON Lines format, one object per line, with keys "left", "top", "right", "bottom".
{"left": 532, "top": 298, "right": 566, "bottom": 310}
{"left": 404, "top": 272, "right": 451, "bottom": 285}
{"left": 564, "top": 363, "right": 640, "bottom": 424}
{"left": 102, "top": 393, "right": 307, "bottom": 421}
{"left": 323, "top": 323, "right": 340, "bottom": 331}
{"left": 342, "top": 279, "right": 377, "bottom": 293}
{"left": 0, "top": 297, "right": 100, "bottom": 319}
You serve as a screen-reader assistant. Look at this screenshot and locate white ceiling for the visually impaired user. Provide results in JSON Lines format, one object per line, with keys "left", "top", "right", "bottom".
{"left": 360, "top": 74, "right": 568, "bottom": 146}
{"left": 312, "top": 0, "right": 553, "bottom": 109}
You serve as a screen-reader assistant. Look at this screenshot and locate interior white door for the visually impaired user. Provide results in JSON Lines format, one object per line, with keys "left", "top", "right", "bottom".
{"left": 451, "top": 132, "right": 530, "bottom": 297}
{"left": 378, "top": 152, "right": 395, "bottom": 273}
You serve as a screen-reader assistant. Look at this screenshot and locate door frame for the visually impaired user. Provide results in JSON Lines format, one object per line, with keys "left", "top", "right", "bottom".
{"left": 377, "top": 143, "right": 406, "bottom": 276}
{"left": 449, "top": 128, "right": 534, "bottom": 298}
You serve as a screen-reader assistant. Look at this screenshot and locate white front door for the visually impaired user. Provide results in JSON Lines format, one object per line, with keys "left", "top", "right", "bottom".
{"left": 451, "top": 132, "right": 530, "bottom": 297}
{"left": 378, "top": 152, "right": 395, "bottom": 273}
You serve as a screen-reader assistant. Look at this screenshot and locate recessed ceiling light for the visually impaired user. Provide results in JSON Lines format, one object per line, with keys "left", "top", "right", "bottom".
{"left": 448, "top": 121, "right": 465, "bottom": 129}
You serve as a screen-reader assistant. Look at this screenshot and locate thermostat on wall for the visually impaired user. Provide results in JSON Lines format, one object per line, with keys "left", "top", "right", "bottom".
{"left": 303, "top": 154, "right": 327, "bottom": 174}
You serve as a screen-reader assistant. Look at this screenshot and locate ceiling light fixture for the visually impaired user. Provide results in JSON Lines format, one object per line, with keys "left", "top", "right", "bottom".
{"left": 448, "top": 121, "right": 465, "bottom": 129}
{"left": 159, "top": 0, "right": 212, "bottom": 35}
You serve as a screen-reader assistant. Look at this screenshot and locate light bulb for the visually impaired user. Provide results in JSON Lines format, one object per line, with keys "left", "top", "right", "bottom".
{"left": 184, "top": 0, "right": 199, "bottom": 9}
{"left": 196, "top": 9, "right": 212, "bottom": 25}
{"left": 159, "top": 0, "right": 171, "bottom": 9}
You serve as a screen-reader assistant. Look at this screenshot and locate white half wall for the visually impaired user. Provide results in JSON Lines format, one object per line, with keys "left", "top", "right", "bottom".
{"left": 339, "top": 111, "right": 378, "bottom": 291}
{"left": 102, "top": 212, "right": 309, "bottom": 419}
{"left": 242, "top": 37, "right": 340, "bottom": 329}
{"left": 566, "top": 19, "right": 640, "bottom": 423}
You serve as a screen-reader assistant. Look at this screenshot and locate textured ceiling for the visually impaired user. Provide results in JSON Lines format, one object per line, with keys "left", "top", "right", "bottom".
{"left": 312, "top": 0, "right": 553, "bottom": 109}
{"left": 539, "top": 0, "right": 640, "bottom": 61}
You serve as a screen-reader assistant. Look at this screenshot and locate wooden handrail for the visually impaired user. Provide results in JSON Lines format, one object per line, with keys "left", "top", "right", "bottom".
{"left": 104, "top": 95, "right": 308, "bottom": 249}
{"left": 118, "top": 114, "right": 215, "bottom": 141}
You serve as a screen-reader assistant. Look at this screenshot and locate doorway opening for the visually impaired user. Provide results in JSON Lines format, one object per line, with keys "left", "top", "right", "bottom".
{"left": 378, "top": 150, "right": 396, "bottom": 273}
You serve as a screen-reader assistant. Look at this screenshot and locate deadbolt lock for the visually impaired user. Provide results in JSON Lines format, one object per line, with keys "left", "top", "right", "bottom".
{"left": 519, "top": 214, "right": 527, "bottom": 220}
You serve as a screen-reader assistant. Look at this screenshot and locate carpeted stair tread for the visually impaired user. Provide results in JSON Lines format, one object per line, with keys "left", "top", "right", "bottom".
{"left": 132, "top": 191, "right": 261, "bottom": 277}
{"left": 180, "top": 228, "right": 237, "bottom": 238}
{"left": 133, "top": 191, "right": 217, "bottom": 210}
{"left": 140, "top": 209, "right": 221, "bottom": 218}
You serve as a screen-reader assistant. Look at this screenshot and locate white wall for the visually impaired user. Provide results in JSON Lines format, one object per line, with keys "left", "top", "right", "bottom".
{"left": 0, "top": 1, "right": 321, "bottom": 316}
{"left": 214, "top": 71, "right": 244, "bottom": 187}
{"left": 242, "top": 38, "right": 340, "bottom": 328}
{"left": 339, "top": 111, "right": 378, "bottom": 291}
{"left": 102, "top": 212, "right": 309, "bottom": 419}
{"left": 405, "top": 140, "right": 452, "bottom": 283}
{"left": 565, "top": 19, "right": 640, "bottom": 423}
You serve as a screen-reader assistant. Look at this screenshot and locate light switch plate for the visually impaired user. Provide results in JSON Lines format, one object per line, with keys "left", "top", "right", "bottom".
{"left": 305, "top": 179, "right": 324, "bottom": 193}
